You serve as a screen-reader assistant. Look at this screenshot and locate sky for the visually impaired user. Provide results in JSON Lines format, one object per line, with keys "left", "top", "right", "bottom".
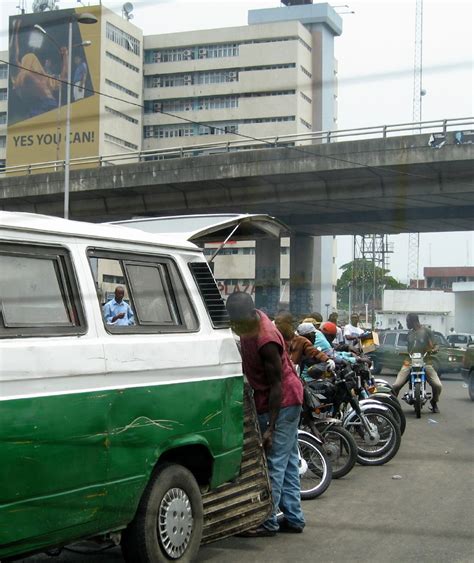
{"left": 0, "top": 0, "right": 472, "bottom": 282}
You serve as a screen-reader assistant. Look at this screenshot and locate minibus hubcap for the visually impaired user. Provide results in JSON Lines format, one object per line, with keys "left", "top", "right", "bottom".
{"left": 158, "top": 487, "right": 193, "bottom": 558}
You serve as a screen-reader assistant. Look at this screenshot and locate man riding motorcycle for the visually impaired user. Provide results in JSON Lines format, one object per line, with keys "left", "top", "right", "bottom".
{"left": 392, "top": 313, "right": 443, "bottom": 413}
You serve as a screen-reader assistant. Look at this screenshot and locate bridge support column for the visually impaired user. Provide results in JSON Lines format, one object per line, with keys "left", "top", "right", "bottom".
{"left": 290, "top": 235, "right": 334, "bottom": 318}
{"left": 254, "top": 238, "right": 281, "bottom": 316}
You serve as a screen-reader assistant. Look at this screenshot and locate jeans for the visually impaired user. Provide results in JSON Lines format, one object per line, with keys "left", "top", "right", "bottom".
{"left": 393, "top": 364, "right": 442, "bottom": 402}
{"left": 257, "top": 405, "right": 305, "bottom": 531}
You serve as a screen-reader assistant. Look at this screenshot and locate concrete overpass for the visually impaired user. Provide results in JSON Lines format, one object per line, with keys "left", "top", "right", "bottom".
{"left": 0, "top": 130, "right": 473, "bottom": 236}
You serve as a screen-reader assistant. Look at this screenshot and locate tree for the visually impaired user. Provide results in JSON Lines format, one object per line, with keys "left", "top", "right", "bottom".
{"left": 337, "top": 259, "right": 406, "bottom": 311}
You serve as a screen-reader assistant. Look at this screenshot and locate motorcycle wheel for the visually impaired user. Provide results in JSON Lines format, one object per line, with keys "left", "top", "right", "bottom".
{"left": 298, "top": 432, "right": 332, "bottom": 500}
{"left": 319, "top": 425, "right": 357, "bottom": 479}
{"left": 346, "top": 409, "right": 401, "bottom": 466}
{"left": 414, "top": 382, "right": 422, "bottom": 419}
{"left": 370, "top": 394, "right": 407, "bottom": 436}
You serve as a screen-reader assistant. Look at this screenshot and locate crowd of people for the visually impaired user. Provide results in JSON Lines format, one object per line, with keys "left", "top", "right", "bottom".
{"left": 226, "top": 294, "right": 371, "bottom": 537}
{"left": 226, "top": 293, "right": 442, "bottom": 537}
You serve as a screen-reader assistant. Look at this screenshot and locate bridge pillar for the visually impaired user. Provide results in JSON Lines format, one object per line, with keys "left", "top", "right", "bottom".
{"left": 254, "top": 238, "right": 281, "bottom": 316}
{"left": 289, "top": 235, "right": 334, "bottom": 318}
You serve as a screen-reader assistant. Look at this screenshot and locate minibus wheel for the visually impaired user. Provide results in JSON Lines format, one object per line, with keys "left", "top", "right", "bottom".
{"left": 122, "top": 463, "right": 203, "bottom": 562}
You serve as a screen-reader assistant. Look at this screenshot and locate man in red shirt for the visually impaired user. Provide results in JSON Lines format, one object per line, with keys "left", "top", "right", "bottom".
{"left": 226, "top": 292, "right": 305, "bottom": 536}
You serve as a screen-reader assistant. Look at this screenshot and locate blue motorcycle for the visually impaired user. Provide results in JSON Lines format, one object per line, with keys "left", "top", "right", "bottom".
{"left": 402, "top": 352, "right": 431, "bottom": 418}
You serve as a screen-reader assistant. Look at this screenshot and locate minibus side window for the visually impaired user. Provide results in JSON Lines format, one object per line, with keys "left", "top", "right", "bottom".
{"left": 0, "top": 244, "right": 85, "bottom": 338}
{"left": 88, "top": 250, "right": 198, "bottom": 333}
{"left": 126, "top": 263, "right": 179, "bottom": 325}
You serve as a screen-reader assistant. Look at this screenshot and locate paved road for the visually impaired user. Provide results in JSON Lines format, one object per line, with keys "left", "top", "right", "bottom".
{"left": 19, "top": 374, "right": 473, "bottom": 563}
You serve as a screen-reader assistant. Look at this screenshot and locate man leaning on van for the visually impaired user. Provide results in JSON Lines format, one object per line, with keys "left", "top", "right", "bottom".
{"left": 103, "top": 286, "right": 135, "bottom": 326}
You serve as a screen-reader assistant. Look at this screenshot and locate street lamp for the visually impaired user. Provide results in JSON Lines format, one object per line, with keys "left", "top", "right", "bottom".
{"left": 64, "top": 13, "right": 98, "bottom": 220}
{"left": 33, "top": 14, "right": 97, "bottom": 219}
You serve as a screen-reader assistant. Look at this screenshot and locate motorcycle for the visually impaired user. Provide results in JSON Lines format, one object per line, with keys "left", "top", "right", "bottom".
{"left": 306, "top": 362, "right": 402, "bottom": 466}
{"left": 402, "top": 352, "right": 431, "bottom": 418}
{"left": 353, "top": 357, "right": 407, "bottom": 436}
{"left": 300, "top": 379, "right": 358, "bottom": 479}
{"left": 297, "top": 429, "right": 332, "bottom": 499}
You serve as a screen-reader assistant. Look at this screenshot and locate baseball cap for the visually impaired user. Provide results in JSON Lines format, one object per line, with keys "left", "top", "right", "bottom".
{"left": 297, "top": 322, "right": 316, "bottom": 336}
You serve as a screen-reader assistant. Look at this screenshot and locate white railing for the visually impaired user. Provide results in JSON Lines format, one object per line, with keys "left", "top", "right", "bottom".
{"left": 1, "top": 116, "right": 472, "bottom": 177}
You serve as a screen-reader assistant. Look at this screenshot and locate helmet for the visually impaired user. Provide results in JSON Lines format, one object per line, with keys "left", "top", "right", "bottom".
{"left": 321, "top": 322, "right": 337, "bottom": 336}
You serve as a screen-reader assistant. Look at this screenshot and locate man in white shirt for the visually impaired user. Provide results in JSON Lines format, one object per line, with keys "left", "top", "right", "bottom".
{"left": 344, "top": 313, "right": 364, "bottom": 345}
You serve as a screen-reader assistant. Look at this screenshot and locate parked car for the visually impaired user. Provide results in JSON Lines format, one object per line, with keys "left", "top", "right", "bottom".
{"left": 461, "top": 344, "right": 474, "bottom": 401}
{"left": 369, "top": 329, "right": 465, "bottom": 376}
{"left": 447, "top": 333, "right": 474, "bottom": 349}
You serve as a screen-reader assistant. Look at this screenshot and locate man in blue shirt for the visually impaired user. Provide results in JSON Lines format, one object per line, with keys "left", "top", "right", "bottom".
{"left": 103, "top": 286, "right": 135, "bottom": 326}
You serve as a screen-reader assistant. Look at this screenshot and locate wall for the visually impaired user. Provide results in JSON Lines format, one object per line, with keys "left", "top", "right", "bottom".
{"left": 452, "top": 282, "right": 474, "bottom": 333}
{"left": 99, "top": 7, "right": 143, "bottom": 160}
{"left": 378, "top": 289, "right": 455, "bottom": 335}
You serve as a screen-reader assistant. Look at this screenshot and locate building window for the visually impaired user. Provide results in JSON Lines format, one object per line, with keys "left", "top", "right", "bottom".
{"left": 0, "top": 159, "right": 5, "bottom": 171}
{"left": 299, "top": 38, "right": 312, "bottom": 52}
{"left": 242, "top": 90, "right": 296, "bottom": 98}
{"left": 0, "top": 113, "right": 6, "bottom": 125}
{"left": 106, "top": 22, "right": 141, "bottom": 56}
{"left": 0, "top": 89, "right": 7, "bottom": 101}
{"left": 105, "top": 78, "right": 139, "bottom": 99}
{"left": 104, "top": 133, "right": 138, "bottom": 150}
{"left": 300, "top": 118, "right": 312, "bottom": 129}
{"left": 105, "top": 105, "right": 138, "bottom": 124}
{"left": 144, "top": 65, "right": 297, "bottom": 89}
{"left": 145, "top": 116, "right": 295, "bottom": 140}
{"left": 144, "top": 125, "right": 194, "bottom": 139}
{"left": 300, "top": 66, "right": 312, "bottom": 78}
{"left": 0, "top": 136, "right": 5, "bottom": 148}
{"left": 0, "top": 65, "right": 7, "bottom": 79}
{"left": 200, "top": 43, "right": 239, "bottom": 59}
{"left": 195, "top": 70, "right": 238, "bottom": 85}
{"left": 300, "top": 92, "right": 312, "bottom": 103}
{"left": 105, "top": 51, "right": 140, "bottom": 73}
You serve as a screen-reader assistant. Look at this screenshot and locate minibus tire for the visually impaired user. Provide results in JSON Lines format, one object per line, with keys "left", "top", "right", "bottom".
{"left": 122, "top": 463, "right": 203, "bottom": 562}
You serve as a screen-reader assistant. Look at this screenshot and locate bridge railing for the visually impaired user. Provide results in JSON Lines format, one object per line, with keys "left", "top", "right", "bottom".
{"left": 1, "top": 116, "right": 472, "bottom": 176}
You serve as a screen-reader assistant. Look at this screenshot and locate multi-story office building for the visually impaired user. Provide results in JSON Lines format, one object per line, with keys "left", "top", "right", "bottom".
{"left": 142, "top": 22, "right": 315, "bottom": 150}
{"left": 141, "top": 3, "right": 340, "bottom": 150}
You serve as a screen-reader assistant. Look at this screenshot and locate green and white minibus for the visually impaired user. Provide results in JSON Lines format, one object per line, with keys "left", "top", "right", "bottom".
{"left": 0, "top": 211, "right": 270, "bottom": 561}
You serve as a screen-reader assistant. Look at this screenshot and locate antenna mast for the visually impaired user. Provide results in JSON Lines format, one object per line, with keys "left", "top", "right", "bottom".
{"left": 412, "top": 0, "right": 424, "bottom": 124}
{"left": 408, "top": 0, "right": 424, "bottom": 288}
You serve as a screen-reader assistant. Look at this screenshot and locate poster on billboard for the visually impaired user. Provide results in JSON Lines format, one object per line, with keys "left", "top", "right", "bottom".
{"left": 7, "top": 6, "right": 101, "bottom": 174}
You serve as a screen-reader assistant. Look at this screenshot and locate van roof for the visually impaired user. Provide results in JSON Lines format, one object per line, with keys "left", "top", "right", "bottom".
{"left": 0, "top": 211, "right": 199, "bottom": 251}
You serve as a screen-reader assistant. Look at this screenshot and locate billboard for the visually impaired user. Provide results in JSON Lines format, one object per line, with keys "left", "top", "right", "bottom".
{"left": 7, "top": 6, "right": 101, "bottom": 173}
